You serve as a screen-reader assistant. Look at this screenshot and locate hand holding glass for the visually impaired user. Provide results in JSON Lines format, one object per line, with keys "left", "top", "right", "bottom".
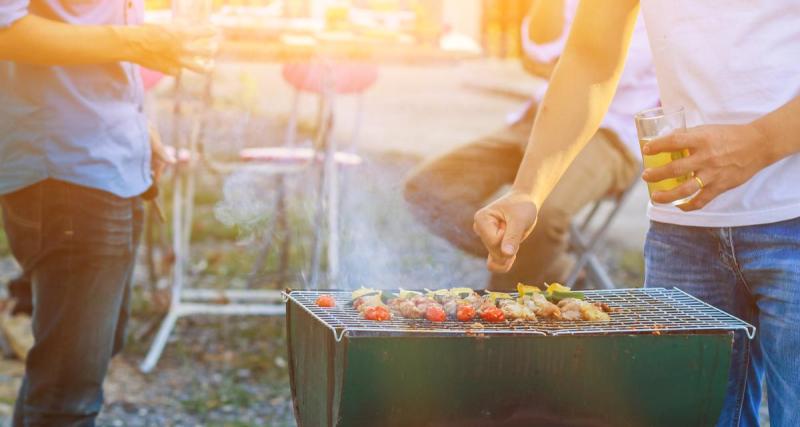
{"left": 634, "top": 106, "right": 694, "bottom": 205}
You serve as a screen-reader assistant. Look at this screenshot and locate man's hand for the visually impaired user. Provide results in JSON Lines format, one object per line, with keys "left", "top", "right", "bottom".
{"left": 641, "top": 123, "right": 772, "bottom": 211}
{"left": 148, "top": 125, "right": 175, "bottom": 182}
{"left": 473, "top": 191, "right": 538, "bottom": 273}
{"left": 124, "top": 24, "right": 219, "bottom": 76}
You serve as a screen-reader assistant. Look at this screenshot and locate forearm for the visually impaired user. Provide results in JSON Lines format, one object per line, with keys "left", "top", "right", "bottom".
{"left": 526, "top": 0, "right": 564, "bottom": 45}
{"left": 513, "top": 56, "right": 621, "bottom": 207}
{"left": 520, "top": 53, "right": 555, "bottom": 79}
{"left": 752, "top": 95, "right": 800, "bottom": 162}
{"left": 0, "top": 14, "right": 142, "bottom": 65}
{"left": 513, "top": 1, "right": 640, "bottom": 208}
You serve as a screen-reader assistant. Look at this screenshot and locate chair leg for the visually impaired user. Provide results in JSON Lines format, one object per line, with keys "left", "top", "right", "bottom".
{"left": 284, "top": 90, "right": 301, "bottom": 147}
{"left": 247, "top": 176, "right": 282, "bottom": 287}
{"left": 565, "top": 179, "right": 639, "bottom": 289}
{"left": 276, "top": 175, "right": 291, "bottom": 286}
{"left": 348, "top": 95, "right": 365, "bottom": 152}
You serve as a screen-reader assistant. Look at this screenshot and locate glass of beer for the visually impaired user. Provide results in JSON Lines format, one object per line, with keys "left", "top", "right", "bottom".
{"left": 634, "top": 106, "right": 692, "bottom": 205}
{"left": 172, "top": 0, "right": 218, "bottom": 73}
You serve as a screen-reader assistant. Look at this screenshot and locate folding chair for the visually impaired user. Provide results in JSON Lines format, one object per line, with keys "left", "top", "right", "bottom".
{"left": 564, "top": 173, "right": 641, "bottom": 290}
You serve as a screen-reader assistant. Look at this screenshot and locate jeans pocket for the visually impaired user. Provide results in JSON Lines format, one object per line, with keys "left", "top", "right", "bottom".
{"left": 0, "top": 184, "right": 43, "bottom": 269}
{"left": 70, "top": 186, "right": 136, "bottom": 257}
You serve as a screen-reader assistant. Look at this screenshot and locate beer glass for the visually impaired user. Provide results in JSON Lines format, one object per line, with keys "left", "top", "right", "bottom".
{"left": 172, "top": 0, "right": 217, "bottom": 72}
{"left": 634, "top": 106, "right": 693, "bottom": 205}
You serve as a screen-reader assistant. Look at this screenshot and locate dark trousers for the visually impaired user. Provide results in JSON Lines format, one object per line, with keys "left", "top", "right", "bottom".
{"left": 1, "top": 180, "right": 143, "bottom": 427}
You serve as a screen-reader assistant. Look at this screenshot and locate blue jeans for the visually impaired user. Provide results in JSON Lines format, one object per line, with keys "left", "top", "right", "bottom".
{"left": 644, "top": 219, "right": 800, "bottom": 427}
{"left": 1, "top": 180, "right": 143, "bottom": 427}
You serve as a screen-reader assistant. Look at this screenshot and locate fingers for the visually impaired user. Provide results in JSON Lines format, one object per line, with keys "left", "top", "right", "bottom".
{"left": 642, "top": 156, "right": 697, "bottom": 183}
{"left": 650, "top": 173, "right": 704, "bottom": 204}
{"left": 150, "top": 131, "right": 176, "bottom": 164}
{"left": 677, "top": 184, "right": 719, "bottom": 212}
{"left": 642, "top": 130, "right": 699, "bottom": 155}
{"left": 149, "top": 126, "right": 175, "bottom": 182}
{"left": 179, "top": 55, "right": 215, "bottom": 74}
{"left": 473, "top": 209, "right": 506, "bottom": 262}
{"left": 500, "top": 212, "right": 530, "bottom": 258}
{"left": 486, "top": 254, "right": 516, "bottom": 273}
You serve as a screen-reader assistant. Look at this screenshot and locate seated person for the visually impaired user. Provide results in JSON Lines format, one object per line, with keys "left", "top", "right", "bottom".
{"left": 404, "top": 0, "right": 659, "bottom": 290}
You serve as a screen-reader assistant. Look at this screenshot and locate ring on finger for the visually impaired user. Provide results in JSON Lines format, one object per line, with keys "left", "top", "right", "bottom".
{"left": 693, "top": 175, "right": 705, "bottom": 190}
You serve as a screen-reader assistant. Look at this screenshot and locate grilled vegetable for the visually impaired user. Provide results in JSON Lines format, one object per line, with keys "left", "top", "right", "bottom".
{"left": 548, "top": 290, "right": 586, "bottom": 303}
{"left": 484, "top": 291, "right": 513, "bottom": 304}
{"left": 544, "top": 283, "right": 585, "bottom": 302}
{"left": 363, "top": 305, "right": 392, "bottom": 321}
{"left": 315, "top": 295, "right": 336, "bottom": 308}
{"left": 396, "top": 288, "right": 423, "bottom": 299}
{"left": 517, "top": 283, "right": 543, "bottom": 297}
{"left": 425, "top": 305, "right": 447, "bottom": 322}
{"left": 351, "top": 287, "right": 379, "bottom": 301}
{"left": 479, "top": 305, "right": 505, "bottom": 323}
{"left": 449, "top": 287, "right": 477, "bottom": 299}
{"left": 456, "top": 304, "right": 476, "bottom": 322}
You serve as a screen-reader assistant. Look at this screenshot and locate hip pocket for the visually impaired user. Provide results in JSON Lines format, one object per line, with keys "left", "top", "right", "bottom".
{"left": 0, "top": 183, "right": 43, "bottom": 269}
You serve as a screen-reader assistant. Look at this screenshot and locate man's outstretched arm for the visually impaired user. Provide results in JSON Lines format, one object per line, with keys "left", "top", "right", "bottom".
{"left": 474, "top": 0, "right": 641, "bottom": 273}
{"left": 0, "top": 13, "right": 215, "bottom": 74}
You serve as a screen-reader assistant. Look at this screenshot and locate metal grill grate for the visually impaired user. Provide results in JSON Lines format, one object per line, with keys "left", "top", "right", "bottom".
{"left": 284, "top": 288, "right": 756, "bottom": 342}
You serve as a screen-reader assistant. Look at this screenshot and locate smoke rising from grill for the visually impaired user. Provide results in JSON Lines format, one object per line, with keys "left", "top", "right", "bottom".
{"left": 214, "top": 152, "right": 489, "bottom": 290}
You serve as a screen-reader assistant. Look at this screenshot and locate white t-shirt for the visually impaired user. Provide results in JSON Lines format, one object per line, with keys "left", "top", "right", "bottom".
{"left": 517, "top": 0, "right": 660, "bottom": 158}
{"left": 641, "top": 0, "right": 800, "bottom": 227}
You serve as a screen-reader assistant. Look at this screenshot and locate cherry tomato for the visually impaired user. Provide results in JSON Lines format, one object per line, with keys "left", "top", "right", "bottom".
{"left": 425, "top": 305, "right": 447, "bottom": 322}
{"left": 480, "top": 306, "right": 505, "bottom": 323}
{"left": 364, "top": 305, "right": 392, "bottom": 321}
{"left": 456, "top": 305, "right": 476, "bottom": 322}
{"left": 316, "top": 295, "right": 336, "bottom": 308}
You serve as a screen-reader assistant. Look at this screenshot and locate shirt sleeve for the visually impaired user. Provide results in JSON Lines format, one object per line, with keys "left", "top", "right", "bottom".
{"left": 0, "top": 0, "right": 29, "bottom": 28}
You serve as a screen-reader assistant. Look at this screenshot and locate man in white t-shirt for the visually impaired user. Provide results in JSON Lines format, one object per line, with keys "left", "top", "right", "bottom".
{"left": 474, "top": 1, "right": 800, "bottom": 425}
{"left": 404, "top": 0, "right": 658, "bottom": 290}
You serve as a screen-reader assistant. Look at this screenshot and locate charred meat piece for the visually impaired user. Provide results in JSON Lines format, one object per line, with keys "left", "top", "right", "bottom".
{"left": 388, "top": 298, "right": 425, "bottom": 319}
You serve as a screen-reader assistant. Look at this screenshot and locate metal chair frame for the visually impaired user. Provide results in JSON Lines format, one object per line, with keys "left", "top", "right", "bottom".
{"left": 141, "top": 66, "right": 366, "bottom": 373}
{"left": 564, "top": 174, "right": 640, "bottom": 290}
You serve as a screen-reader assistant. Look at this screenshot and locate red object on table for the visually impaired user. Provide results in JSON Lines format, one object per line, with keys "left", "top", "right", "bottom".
{"left": 141, "top": 68, "right": 165, "bottom": 91}
{"left": 282, "top": 62, "right": 379, "bottom": 95}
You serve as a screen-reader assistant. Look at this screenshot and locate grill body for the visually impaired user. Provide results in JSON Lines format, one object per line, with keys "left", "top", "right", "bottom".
{"left": 286, "top": 288, "right": 752, "bottom": 427}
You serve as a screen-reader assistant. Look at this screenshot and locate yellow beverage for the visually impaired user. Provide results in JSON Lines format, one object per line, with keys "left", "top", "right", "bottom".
{"left": 639, "top": 137, "right": 690, "bottom": 197}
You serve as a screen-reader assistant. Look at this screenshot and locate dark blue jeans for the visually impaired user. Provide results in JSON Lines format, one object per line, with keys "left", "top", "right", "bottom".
{"left": 645, "top": 219, "right": 800, "bottom": 427}
{"left": 1, "top": 180, "right": 143, "bottom": 427}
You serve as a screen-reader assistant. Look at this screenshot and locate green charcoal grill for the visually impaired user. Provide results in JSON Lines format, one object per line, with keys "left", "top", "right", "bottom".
{"left": 285, "top": 288, "right": 755, "bottom": 427}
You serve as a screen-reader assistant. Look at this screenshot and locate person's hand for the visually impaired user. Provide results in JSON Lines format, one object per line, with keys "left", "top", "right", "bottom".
{"left": 641, "top": 123, "right": 772, "bottom": 211}
{"left": 473, "top": 191, "right": 538, "bottom": 273}
{"left": 126, "top": 24, "right": 219, "bottom": 76}
{"left": 149, "top": 125, "right": 175, "bottom": 181}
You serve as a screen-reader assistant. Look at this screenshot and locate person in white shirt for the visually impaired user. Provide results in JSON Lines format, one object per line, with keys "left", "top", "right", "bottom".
{"left": 404, "top": 0, "right": 659, "bottom": 290}
{"left": 473, "top": 1, "right": 800, "bottom": 425}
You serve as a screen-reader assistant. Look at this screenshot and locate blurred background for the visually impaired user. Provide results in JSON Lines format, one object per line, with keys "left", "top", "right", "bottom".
{"left": 0, "top": 0, "right": 652, "bottom": 425}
